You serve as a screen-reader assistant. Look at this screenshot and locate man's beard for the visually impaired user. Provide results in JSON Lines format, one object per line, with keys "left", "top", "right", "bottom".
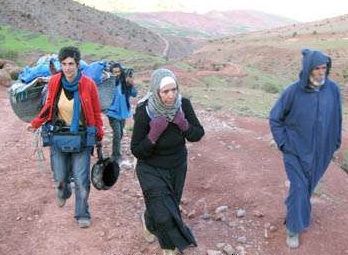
{"left": 309, "top": 74, "right": 325, "bottom": 87}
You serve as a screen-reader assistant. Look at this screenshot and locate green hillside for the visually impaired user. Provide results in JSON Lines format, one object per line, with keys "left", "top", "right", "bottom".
{"left": 0, "top": 26, "right": 165, "bottom": 69}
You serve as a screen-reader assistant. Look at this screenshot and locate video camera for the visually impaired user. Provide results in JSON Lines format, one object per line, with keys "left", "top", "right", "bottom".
{"left": 124, "top": 68, "right": 134, "bottom": 78}
{"left": 108, "top": 61, "right": 134, "bottom": 78}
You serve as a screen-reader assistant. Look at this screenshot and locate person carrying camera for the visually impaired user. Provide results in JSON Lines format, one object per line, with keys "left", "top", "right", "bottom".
{"left": 27, "top": 46, "right": 104, "bottom": 228}
{"left": 106, "top": 63, "right": 137, "bottom": 163}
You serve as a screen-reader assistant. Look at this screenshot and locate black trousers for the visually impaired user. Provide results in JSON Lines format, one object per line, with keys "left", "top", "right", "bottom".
{"left": 136, "top": 161, "right": 197, "bottom": 252}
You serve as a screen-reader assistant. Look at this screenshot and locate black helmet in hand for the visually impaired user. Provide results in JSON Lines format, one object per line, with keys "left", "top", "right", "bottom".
{"left": 91, "top": 143, "right": 119, "bottom": 190}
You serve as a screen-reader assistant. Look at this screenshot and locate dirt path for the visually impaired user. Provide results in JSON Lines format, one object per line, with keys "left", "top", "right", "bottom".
{"left": 0, "top": 86, "right": 347, "bottom": 255}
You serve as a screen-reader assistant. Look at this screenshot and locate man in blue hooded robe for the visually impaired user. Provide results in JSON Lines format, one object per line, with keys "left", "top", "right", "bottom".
{"left": 269, "top": 49, "right": 342, "bottom": 248}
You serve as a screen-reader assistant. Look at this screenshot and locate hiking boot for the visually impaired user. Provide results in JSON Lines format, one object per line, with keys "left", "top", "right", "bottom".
{"left": 55, "top": 183, "right": 72, "bottom": 207}
{"left": 141, "top": 212, "right": 156, "bottom": 243}
{"left": 56, "top": 196, "right": 66, "bottom": 207}
{"left": 162, "top": 249, "right": 177, "bottom": 255}
{"left": 55, "top": 188, "right": 66, "bottom": 207}
{"left": 286, "top": 229, "right": 299, "bottom": 249}
{"left": 77, "top": 218, "right": 91, "bottom": 228}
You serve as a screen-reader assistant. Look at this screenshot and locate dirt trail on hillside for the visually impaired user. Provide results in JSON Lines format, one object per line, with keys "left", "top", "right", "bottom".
{"left": 0, "top": 86, "right": 347, "bottom": 255}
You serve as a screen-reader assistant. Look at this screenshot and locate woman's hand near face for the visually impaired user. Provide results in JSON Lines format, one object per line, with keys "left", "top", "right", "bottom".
{"left": 147, "top": 116, "right": 169, "bottom": 144}
{"left": 173, "top": 110, "right": 189, "bottom": 131}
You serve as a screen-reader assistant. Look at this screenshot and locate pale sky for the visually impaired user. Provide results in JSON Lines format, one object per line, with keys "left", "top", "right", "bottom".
{"left": 184, "top": 0, "right": 348, "bottom": 22}
{"left": 77, "top": 0, "right": 348, "bottom": 22}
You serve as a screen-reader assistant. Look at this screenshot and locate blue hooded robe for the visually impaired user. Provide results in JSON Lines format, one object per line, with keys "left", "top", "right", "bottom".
{"left": 269, "top": 49, "right": 342, "bottom": 233}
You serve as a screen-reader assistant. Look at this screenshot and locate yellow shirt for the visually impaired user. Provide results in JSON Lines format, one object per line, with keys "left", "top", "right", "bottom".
{"left": 57, "top": 90, "right": 84, "bottom": 126}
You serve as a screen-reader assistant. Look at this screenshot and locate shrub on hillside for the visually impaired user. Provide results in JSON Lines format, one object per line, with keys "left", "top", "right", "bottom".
{"left": 340, "top": 149, "right": 348, "bottom": 174}
{"left": 0, "top": 49, "right": 18, "bottom": 61}
{"left": 342, "top": 69, "right": 348, "bottom": 82}
{"left": 262, "top": 82, "right": 281, "bottom": 94}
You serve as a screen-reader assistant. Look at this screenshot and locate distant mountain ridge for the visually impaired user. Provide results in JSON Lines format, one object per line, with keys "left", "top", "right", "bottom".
{"left": 116, "top": 10, "right": 296, "bottom": 38}
{"left": 74, "top": 0, "right": 187, "bottom": 13}
{"left": 72, "top": 0, "right": 297, "bottom": 58}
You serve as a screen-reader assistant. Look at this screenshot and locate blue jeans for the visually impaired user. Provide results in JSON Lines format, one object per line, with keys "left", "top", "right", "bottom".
{"left": 108, "top": 117, "right": 125, "bottom": 161}
{"left": 50, "top": 146, "right": 92, "bottom": 220}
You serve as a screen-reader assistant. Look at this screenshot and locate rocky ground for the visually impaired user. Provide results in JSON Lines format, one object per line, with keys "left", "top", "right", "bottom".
{"left": 0, "top": 86, "right": 347, "bottom": 255}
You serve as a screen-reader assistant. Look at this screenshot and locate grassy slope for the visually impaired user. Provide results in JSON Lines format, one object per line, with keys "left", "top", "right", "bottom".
{"left": 0, "top": 26, "right": 165, "bottom": 69}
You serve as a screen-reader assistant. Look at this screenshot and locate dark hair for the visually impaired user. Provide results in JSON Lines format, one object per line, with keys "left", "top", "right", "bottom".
{"left": 110, "top": 62, "right": 123, "bottom": 73}
{"left": 58, "top": 46, "right": 81, "bottom": 64}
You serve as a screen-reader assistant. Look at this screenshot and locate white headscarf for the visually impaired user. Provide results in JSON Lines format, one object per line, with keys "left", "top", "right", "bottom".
{"left": 139, "top": 68, "right": 182, "bottom": 121}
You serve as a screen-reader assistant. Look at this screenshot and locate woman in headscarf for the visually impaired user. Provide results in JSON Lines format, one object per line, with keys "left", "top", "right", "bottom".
{"left": 131, "top": 68, "right": 204, "bottom": 255}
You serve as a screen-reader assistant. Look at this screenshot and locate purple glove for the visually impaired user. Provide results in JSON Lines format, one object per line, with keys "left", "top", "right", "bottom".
{"left": 173, "top": 110, "right": 189, "bottom": 132}
{"left": 147, "top": 116, "right": 169, "bottom": 144}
